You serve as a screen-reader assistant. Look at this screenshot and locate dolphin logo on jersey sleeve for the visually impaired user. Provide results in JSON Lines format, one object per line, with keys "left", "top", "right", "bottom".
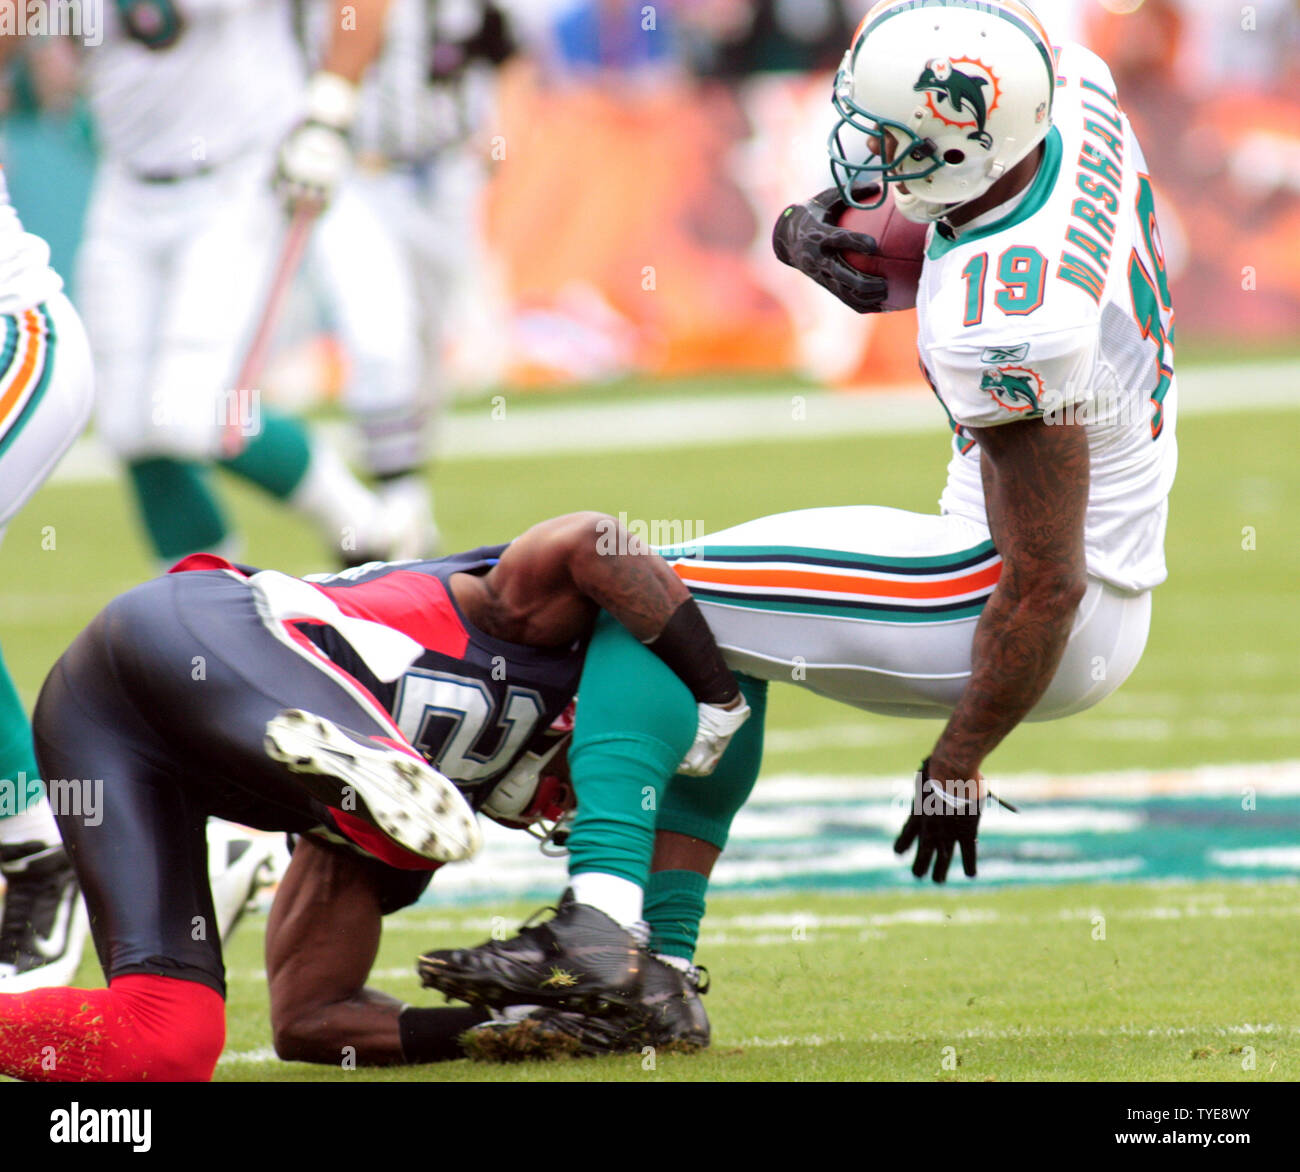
{"left": 980, "top": 365, "right": 1043, "bottom": 413}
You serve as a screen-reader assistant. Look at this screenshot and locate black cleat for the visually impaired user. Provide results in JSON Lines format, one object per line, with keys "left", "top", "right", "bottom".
{"left": 418, "top": 890, "right": 643, "bottom": 1013}
{"left": 638, "top": 954, "right": 710, "bottom": 1050}
{"left": 0, "top": 841, "right": 89, "bottom": 991}
{"left": 458, "top": 952, "right": 711, "bottom": 1061}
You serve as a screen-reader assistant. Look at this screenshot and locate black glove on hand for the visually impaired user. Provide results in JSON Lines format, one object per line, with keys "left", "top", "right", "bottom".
{"left": 771, "top": 187, "right": 888, "bottom": 314}
{"left": 894, "top": 759, "right": 987, "bottom": 883}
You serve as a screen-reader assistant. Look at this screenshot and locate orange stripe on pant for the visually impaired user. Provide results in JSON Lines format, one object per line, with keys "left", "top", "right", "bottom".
{"left": 672, "top": 560, "right": 1001, "bottom": 601}
{"left": 0, "top": 309, "right": 45, "bottom": 428}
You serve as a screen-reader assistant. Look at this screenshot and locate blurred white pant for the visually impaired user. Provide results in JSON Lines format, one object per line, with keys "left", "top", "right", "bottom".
{"left": 77, "top": 153, "right": 279, "bottom": 461}
{"left": 309, "top": 151, "right": 498, "bottom": 474}
{"left": 0, "top": 292, "right": 93, "bottom": 533}
{"left": 309, "top": 176, "right": 423, "bottom": 476}
{"left": 664, "top": 506, "right": 1152, "bottom": 721}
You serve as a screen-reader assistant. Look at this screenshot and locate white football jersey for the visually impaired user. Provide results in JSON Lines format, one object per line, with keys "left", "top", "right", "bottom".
{"left": 917, "top": 42, "right": 1178, "bottom": 593}
{"left": 0, "top": 170, "right": 62, "bottom": 314}
{"left": 84, "top": 0, "right": 303, "bottom": 176}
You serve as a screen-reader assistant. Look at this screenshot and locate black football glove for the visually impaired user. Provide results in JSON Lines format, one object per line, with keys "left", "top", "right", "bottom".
{"left": 893, "top": 759, "right": 1018, "bottom": 883}
{"left": 771, "top": 186, "right": 888, "bottom": 314}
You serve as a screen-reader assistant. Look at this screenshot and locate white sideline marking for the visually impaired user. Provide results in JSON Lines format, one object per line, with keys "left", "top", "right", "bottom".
{"left": 697, "top": 900, "right": 1300, "bottom": 944}
{"left": 45, "top": 360, "right": 1300, "bottom": 484}
{"left": 216, "top": 1020, "right": 1297, "bottom": 1065}
{"left": 1211, "top": 847, "right": 1300, "bottom": 869}
{"left": 725, "top": 1022, "right": 1300, "bottom": 1049}
{"left": 766, "top": 713, "right": 1300, "bottom": 754}
{"left": 217, "top": 1047, "right": 279, "bottom": 1066}
{"left": 752, "top": 760, "right": 1300, "bottom": 802}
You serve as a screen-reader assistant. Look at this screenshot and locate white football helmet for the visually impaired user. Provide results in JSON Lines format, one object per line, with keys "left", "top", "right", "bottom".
{"left": 828, "top": 0, "right": 1057, "bottom": 222}
{"left": 480, "top": 702, "right": 576, "bottom": 854}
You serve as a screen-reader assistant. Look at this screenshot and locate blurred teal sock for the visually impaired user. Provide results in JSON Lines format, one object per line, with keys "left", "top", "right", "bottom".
{"left": 644, "top": 869, "right": 709, "bottom": 960}
{"left": 0, "top": 644, "right": 40, "bottom": 826}
{"left": 127, "top": 457, "right": 228, "bottom": 561}
{"left": 219, "top": 409, "right": 311, "bottom": 501}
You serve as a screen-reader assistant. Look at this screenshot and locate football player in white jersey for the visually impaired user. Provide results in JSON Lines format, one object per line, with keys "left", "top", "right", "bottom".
{"left": 76, "top": 0, "right": 427, "bottom": 569}
{"left": 774, "top": 0, "right": 1177, "bottom": 847}
{"left": 0, "top": 166, "right": 94, "bottom": 991}
{"left": 414, "top": 0, "right": 1180, "bottom": 1056}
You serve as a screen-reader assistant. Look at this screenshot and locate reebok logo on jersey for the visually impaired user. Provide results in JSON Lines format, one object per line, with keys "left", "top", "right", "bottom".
{"left": 980, "top": 344, "right": 1030, "bottom": 364}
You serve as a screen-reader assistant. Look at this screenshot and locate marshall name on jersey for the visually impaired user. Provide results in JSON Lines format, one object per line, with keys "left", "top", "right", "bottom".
{"left": 917, "top": 41, "right": 1178, "bottom": 594}
{"left": 295, "top": 548, "right": 584, "bottom": 807}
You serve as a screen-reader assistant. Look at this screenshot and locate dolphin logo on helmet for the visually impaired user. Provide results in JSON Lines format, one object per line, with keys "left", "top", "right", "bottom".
{"left": 913, "top": 58, "right": 995, "bottom": 149}
{"left": 828, "top": 0, "right": 1057, "bottom": 222}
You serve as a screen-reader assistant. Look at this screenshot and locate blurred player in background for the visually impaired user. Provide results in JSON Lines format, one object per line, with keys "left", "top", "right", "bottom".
{"left": 307, "top": 0, "right": 519, "bottom": 554}
{"left": 418, "top": 0, "right": 1180, "bottom": 1057}
{"left": 0, "top": 155, "right": 94, "bottom": 990}
{"left": 75, "top": 0, "right": 426, "bottom": 569}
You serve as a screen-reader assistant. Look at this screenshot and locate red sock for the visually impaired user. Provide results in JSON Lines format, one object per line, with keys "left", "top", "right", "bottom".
{"left": 0, "top": 973, "right": 225, "bottom": 1081}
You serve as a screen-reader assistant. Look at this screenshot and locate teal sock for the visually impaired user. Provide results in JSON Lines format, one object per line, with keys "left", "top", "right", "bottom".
{"left": 644, "top": 869, "right": 709, "bottom": 960}
{"left": 566, "top": 614, "right": 699, "bottom": 888}
{"left": 127, "top": 458, "right": 229, "bottom": 560}
{"left": 219, "top": 408, "right": 311, "bottom": 501}
{"left": 646, "top": 675, "right": 767, "bottom": 959}
{"left": 0, "top": 644, "right": 41, "bottom": 823}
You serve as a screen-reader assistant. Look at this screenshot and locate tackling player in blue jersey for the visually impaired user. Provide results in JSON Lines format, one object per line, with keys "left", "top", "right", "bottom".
{"left": 0, "top": 514, "right": 747, "bottom": 1080}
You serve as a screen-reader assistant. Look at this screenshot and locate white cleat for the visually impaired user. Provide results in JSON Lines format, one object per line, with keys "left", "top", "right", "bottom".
{"left": 207, "top": 823, "right": 286, "bottom": 944}
{"left": 264, "top": 709, "right": 480, "bottom": 863}
{"left": 376, "top": 476, "right": 440, "bottom": 563}
{"left": 0, "top": 842, "right": 90, "bottom": 992}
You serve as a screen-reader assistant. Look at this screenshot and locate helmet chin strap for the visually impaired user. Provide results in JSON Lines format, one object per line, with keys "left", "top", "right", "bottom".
{"left": 891, "top": 187, "right": 961, "bottom": 224}
{"left": 897, "top": 162, "right": 1035, "bottom": 237}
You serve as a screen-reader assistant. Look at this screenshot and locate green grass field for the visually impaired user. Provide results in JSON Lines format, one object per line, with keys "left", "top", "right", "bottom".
{"left": 2, "top": 388, "right": 1297, "bottom": 1082}
{"left": 216, "top": 883, "right": 1297, "bottom": 1082}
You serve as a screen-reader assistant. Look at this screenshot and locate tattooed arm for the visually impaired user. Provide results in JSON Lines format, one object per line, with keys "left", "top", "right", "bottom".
{"left": 451, "top": 511, "right": 742, "bottom": 705}
{"left": 927, "top": 418, "right": 1090, "bottom": 790}
{"left": 452, "top": 512, "right": 692, "bottom": 645}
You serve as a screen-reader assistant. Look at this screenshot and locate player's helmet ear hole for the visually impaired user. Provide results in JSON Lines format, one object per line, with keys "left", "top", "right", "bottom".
{"left": 943, "top": 149, "right": 966, "bottom": 165}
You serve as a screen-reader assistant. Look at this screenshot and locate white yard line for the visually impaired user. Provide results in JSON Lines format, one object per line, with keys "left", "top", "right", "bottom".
{"left": 751, "top": 759, "right": 1300, "bottom": 802}
{"left": 216, "top": 1021, "right": 1300, "bottom": 1065}
{"left": 46, "top": 360, "right": 1300, "bottom": 484}
{"left": 726, "top": 1022, "right": 1300, "bottom": 1049}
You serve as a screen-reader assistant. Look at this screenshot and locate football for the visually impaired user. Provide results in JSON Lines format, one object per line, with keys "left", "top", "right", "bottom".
{"left": 835, "top": 192, "right": 930, "bottom": 311}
